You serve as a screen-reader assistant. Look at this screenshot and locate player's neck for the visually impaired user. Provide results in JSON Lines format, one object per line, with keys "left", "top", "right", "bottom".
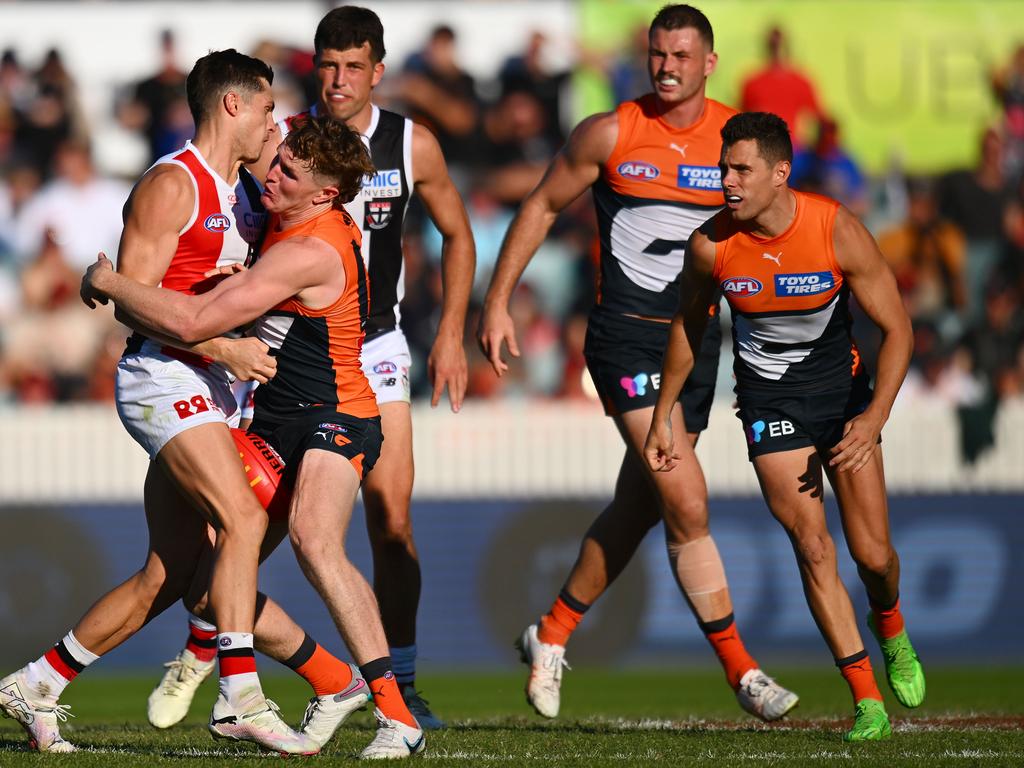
{"left": 749, "top": 188, "right": 797, "bottom": 239}
{"left": 191, "top": 128, "right": 242, "bottom": 185}
{"left": 654, "top": 92, "right": 706, "bottom": 130}
{"left": 277, "top": 199, "right": 333, "bottom": 230}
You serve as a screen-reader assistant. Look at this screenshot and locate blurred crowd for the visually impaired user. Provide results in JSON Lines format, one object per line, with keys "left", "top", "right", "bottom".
{"left": 0, "top": 26, "right": 1022, "bottom": 457}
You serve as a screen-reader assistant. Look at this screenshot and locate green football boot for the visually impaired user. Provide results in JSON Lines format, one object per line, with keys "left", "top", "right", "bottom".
{"left": 843, "top": 698, "right": 892, "bottom": 742}
{"left": 867, "top": 613, "right": 926, "bottom": 708}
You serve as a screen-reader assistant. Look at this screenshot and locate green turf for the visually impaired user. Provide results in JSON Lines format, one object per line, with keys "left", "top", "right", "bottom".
{"left": 1, "top": 667, "right": 1021, "bottom": 766}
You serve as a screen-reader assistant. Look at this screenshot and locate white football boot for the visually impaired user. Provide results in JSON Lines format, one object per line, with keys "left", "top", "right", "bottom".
{"left": 299, "top": 665, "right": 372, "bottom": 749}
{"left": 736, "top": 668, "right": 799, "bottom": 721}
{"left": 147, "top": 649, "right": 215, "bottom": 728}
{"left": 515, "top": 624, "right": 569, "bottom": 718}
{"left": 209, "top": 687, "right": 320, "bottom": 755}
{"left": 359, "top": 707, "right": 426, "bottom": 760}
{"left": 0, "top": 669, "right": 76, "bottom": 753}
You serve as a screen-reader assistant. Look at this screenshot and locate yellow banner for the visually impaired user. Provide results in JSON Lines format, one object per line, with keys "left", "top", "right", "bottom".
{"left": 579, "top": 0, "right": 1022, "bottom": 173}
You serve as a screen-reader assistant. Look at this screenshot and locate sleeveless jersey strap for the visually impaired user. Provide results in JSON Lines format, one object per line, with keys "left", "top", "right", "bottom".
{"left": 238, "top": 167, "right": 267, "bottom": 266}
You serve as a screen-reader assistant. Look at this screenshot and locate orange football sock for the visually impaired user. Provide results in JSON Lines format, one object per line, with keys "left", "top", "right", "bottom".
{"left": 838, "top": 650, "right": 883, "bottom": 704}
{"left": 701, "top": 613, "right": 758, "bottom": 690}
{"left": 870, "top": 596, "right": 905, "bottom": 639}
{"left": 537, "top": 592, "right": 588, "bottom": 647}
{"left": 283, "top": 634, "right": 353, "bottom": 696}
{"left": 361, "top": 658, "right": 418, "bottom": 729}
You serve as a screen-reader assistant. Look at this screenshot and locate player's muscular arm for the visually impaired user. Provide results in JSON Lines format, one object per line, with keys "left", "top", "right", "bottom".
{"left": 644, "top": 225, "right": 718, "bottom": 472}
{"left": 829, "top": 205, "right": 913, "bottom": 473}
{"left": 478, "top": 111, "right": 618, "bottom": 375}
{"left": 109, "top": 165, "right": 274, "bottom": 381}
{"left": 86, "top": 237, "right": 336, "bottom": 343}
{"left": 412, "top": 124, "right": 476, "bottom": 411}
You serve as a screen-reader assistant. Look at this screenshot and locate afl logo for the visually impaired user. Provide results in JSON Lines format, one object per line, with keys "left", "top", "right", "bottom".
{"left": 722, "top": 277, "right": 763, "bottom": 297}
{"left": 373, "top": 362, "right": 397, "bottom": 375}
{"left": 204, "top": 214, "right": 232, "bottom": 232}
{"left": 617, "top": 161, "right": 660, "bottom": 181}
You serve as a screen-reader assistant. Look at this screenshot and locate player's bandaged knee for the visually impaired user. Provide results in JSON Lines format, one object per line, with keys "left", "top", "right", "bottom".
{"left": 666, "top": 535, "right": 728, "bottom": 597}
{"left": 231, "top": 428, "right": 293, "bottom": 519}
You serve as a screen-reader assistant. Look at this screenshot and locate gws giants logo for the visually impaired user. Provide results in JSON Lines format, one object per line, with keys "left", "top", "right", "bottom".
{"left": 617, "top": 161, "right": 660, "bottom": 181}
{"left": 204, "top": 213, "right": 232, "bottom": 232}
{"left": 722, "top": 277, "right": 763, "bottom": 297}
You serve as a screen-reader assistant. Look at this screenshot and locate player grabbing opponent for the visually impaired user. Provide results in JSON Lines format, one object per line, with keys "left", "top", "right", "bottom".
{"left": 645, "top": 111, "right": 925, "bottom": 741}
{"left": 150, "top": 6, "right": 474, "bottom": 731}
{"left": 0, "top": 50, "right": 321, "bottom": 755}
{"left": 478, "top": 4, "right": 796, "bottom": 721}
{"left": 84, "top": 114, "right": 426, "bottom": 759}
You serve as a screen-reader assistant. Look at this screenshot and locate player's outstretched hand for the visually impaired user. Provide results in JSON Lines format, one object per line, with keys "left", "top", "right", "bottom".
{"left": 477, "top": 304, "right": 520, "bottom": 377}
{"left": 828, "top": 411, "right": 883, "bottom": 473}
{"left": 214, "top": 337, "right": 276, "bottom": 384}
{"left": 428, "top": 332, "right": 468, "bottom": 412}
{"left": 644, "top": 418, "right": 680, "bottom": 472}
{"left": 81, "top": 252, "right": 113, "bottom": 308}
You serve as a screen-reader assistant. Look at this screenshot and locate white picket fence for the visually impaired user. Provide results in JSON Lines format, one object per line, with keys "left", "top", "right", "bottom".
{"left": 1, "top": 399, "right": 1022, "bottom": 502}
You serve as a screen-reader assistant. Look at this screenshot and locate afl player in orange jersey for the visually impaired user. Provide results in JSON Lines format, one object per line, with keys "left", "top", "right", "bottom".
{"left": 479, "top": 5, "right": 796, "bottom": 722}
{"left": 646, "top": 112, "right": 925, "bottom": 741}
{"left": 83, "top": 116, "right": 426, "bottom": 759}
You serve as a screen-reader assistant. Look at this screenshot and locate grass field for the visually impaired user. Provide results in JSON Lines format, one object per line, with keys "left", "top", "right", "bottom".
{"left": 1, "top": 666, "right": 1021, "bottom": 766}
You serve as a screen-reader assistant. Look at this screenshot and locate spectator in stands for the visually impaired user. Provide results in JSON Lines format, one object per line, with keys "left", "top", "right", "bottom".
{"left": 991, "top": 43, "right": 1024, "bottom": 181}
{"left": 12, "top": 139, "right": 130, "bottom": 270}
{"left": 498, "top": 31, "right": 571, "bottom": 146}
{"left": 740, "top": 26, "right": 823, "bottom": 150}
{"left": 790, "top": 115, "right": 868, "bottom": 217}
{"left": 878, "top": 176, "right": 966, "bottom": 337}
{"left": 131, "top": 29, "right": 188, "bottom": 162}
{"left": 395, "top": 25, "right": 481, "bottom": 179}
{"left": 938, "top": 127, "right": 1014, "bottom": 323}
{"left": 479, "top": 89, "right": 559, "bottom": 206}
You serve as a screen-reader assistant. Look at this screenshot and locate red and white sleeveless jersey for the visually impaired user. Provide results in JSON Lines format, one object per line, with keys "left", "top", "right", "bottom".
{"left": 152, "top": 141, "right": 266, "bottom": 294}
{"left": 713, "top": 191, "right": 864, "bottom": 393}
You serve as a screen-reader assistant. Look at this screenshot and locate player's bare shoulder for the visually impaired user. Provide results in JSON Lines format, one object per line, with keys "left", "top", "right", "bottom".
{"left": 124, "top": 162, "right": 194, "bottom": 225}
{"left": 688, "top": 209, "right": 733, "bottom": 272}
{"left": 565, "top": 110, "right": 619, "bottom": 165}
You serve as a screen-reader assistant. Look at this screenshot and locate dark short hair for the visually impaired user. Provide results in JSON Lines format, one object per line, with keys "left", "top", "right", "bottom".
{"left": 314, "top": 6, "right": 386, "bottom": 63}
{"left": 720, "top": 112, "right": 793, "bottom": 165}
{"left": 650, "top": 4, "right": 714, "bottom": 50}
{"left": 284, "top": 114, "right": 375, "bottom": 206}
{"left": 186, "top": 49, "right": 273, "bottom": 126}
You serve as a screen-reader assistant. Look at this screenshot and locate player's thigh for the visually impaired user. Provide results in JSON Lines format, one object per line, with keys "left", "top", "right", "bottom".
{"left": 752, "top": 446, "right": 828, "bottom": 537}
{"left": 826, "top": 448, "right": 893, "bottom": 560}
{"left": 615, "top": 404, "right": 708, "bottom": 535}
{"left": 142, "top": 460, "right": 210, "bottom": 585}
{"left": 156, "top": 421, "right": 265, "bottom": 529}
{"left": 362, "top": 401, "right": 414, "bottom": 511}
{"left": 289, "top": 450, "right": 363, "bottom": 549}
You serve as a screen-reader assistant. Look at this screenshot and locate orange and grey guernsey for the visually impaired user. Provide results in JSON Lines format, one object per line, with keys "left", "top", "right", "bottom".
{"left": 595, "top": 96, "right": 736, "bottom": 318}
{"left": 712, "top": 190, "right": 864, "bottom": 393}
{"left": 252, "top": 207, "right": 379, "bottom": 423}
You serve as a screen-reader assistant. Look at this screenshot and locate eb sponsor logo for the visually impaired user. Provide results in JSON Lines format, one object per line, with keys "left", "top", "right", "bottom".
{"left": 204, "top": 213, "right": 232, "bottom": 232}
{"left": 676, "top": 165, "right": 722, "bottom": 190}
{"left": 722, "top": 277, "right": 763, "bottom": 297}
{"left": 617, "top": 161, "right": 660, "bottom": 181}
{"left": 775, "top": 271, "right": 834, "bottom": 296}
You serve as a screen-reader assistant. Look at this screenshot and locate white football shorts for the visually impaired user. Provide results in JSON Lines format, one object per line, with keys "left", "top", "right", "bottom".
{"left": 116, "top": 343, "right": 240, "bottom": 459}
{"left": 361, "top": 328, "right": 411, "bottom": 406}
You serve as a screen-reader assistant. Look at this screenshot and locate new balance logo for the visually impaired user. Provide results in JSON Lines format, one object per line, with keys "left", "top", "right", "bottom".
{"left": 762, "top": 252, "right": 782, "bottom": 266}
